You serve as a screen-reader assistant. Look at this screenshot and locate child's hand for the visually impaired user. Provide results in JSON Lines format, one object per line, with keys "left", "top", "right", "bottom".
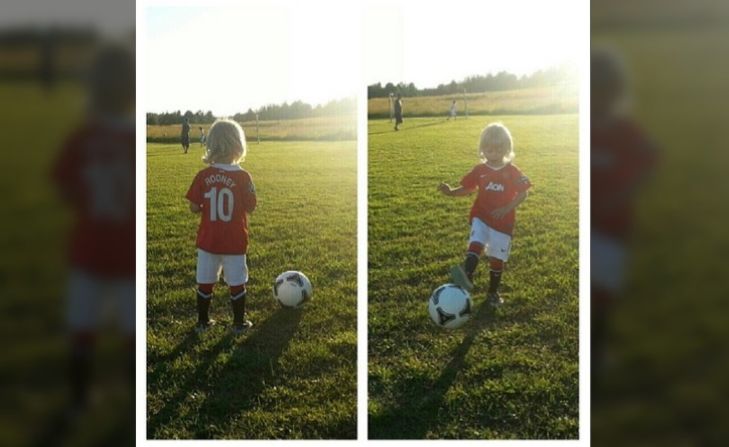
{"left": 491, "top": 206, "right": 511, "bottom": 219}
{"left": 438, "top": 182, "right": 452, "bottom": 195}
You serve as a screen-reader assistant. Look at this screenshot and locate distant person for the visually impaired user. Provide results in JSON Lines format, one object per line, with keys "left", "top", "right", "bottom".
{"left": 52, "top": 44, "right": 135, "bottom": 419}
{"left": 447, "top": 99, "right": 457, "bottom": 120}
{"left": 199, "top": 126, "right": 206, "bottom": 147}
{"left": 591, "top": 48, "right": 657, "bottom": 380}
{"left": 40, "top": 31, "right": 56, "bottom": 94}
{"left": 181, "top": 118, "right": 191, "bottom": 153}
{"left": 438, "top": 123, "right": 531, "bottom": 306}
{"left": 393, "top": 93, "right": 403, "bottom": 131}
{"left": 186, "top": 119, "right": 257, "bottom": 334}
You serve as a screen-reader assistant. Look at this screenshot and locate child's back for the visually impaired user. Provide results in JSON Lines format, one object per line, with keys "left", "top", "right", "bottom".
{"left": 185, "top": 119, "right": 257, "bottom": 334}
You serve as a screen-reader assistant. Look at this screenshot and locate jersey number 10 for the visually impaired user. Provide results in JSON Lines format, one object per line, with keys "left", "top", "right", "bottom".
{"left": 204, "top": 187, "right": 234, "bottom": 222}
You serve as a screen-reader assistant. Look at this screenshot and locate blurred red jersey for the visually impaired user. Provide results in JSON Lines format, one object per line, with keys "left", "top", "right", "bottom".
{"left": 52, "top": 118, "right": 135, "bottom": 278}
{"left": 460, "top": 163, "right": 531, "bottom": 235}
{"left": 186, "top": 164, "right": 256, "bottom": 254}
{"left": 592, "top": 118, "right": 656, "bottom": 239}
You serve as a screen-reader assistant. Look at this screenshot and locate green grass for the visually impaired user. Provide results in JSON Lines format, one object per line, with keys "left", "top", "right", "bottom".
{"left": 367, "top": 115, "right": 579, "bottom": 439}
{"left": 0, "top": 82, "right": 136, "bottom": 447}
{"left": 591, "top": 26, "right": 729, "bottom": 445}
{"left": 146, "top": 140, "right": 357, "bottom": 439}
{"left": 368, "top": 87, "right": 577, "bottom": 119}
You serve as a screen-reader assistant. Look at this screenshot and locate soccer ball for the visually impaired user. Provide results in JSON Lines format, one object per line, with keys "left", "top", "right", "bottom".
{"left": 428, "top": 284, "right": 472, "bottom": 329}
{"left": 273, "top": 271, "right": 313, "bottom": 308}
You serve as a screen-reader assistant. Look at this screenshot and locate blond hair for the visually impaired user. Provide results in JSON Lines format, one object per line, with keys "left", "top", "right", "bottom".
{"left": 478, "top": 122, "right": 514, "bottom": 164}
{"left": 203, "top": 119, "right": 247, "bottom": 165}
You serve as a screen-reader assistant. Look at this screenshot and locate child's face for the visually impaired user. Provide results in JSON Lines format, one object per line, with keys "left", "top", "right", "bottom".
{"left": 481, "top": 143, "right": 507, "bottom": 163}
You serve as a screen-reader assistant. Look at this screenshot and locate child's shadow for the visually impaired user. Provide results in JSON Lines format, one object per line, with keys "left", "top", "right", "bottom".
{"left": 191, "top": 307, "right": 303, "bottom": 439}
{"left": 146, "top": 307, "right": 302, "bottom": 439}
{"left": 369, "top": 302, "right": 497, "bottom": 439}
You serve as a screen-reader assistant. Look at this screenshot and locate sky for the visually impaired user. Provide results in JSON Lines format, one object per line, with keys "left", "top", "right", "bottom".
{"left": 365, "top": 0, "right": 583, "bottom": 87}
{"left": 145, "top": 0, "right": 583, "bottom": 115}
{"left": 145, "top": 0, "right": 361, "bottom": 116}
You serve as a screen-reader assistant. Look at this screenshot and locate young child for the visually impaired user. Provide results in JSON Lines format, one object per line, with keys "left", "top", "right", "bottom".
{"left": 181, "top": 118, "right": 191, "bottom": 153}
{"left": 591, "top": 47, "right": 656, "bottom": 379}
{"left": 393, "top": 93, "right": 403, "bottom": 131}
{"left": 439, "top": 122, "right": 531, "bottom": 306}
{"left": 199, "top": 126, "right": 206, "bottom": 147}
{"left": 448, "top": 99, "right": 457, "bottom": 120}
{"left": 186, "top": 119, "right": 257, "bottom": 334}
{"left": 52, "top": 43, "right": 135, "bottom": 416}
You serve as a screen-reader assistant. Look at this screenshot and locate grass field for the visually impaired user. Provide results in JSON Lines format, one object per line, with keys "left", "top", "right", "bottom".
{"left": 368, "top": 87, "right": 577, "bottom": 119}
{"left": 368, "top": 115, "right": 579, "bottom": 439}
{"left": 147, "top": 114, "right": 356, "bottom": 144}
{"left": 146, "top": 140, "right": 357, "bottom": 439}
{"left": 591, "top": 24, "right": 729, "bottom": 445}
{"left": 0, "top": 82, "right": 137, "bottom": 446}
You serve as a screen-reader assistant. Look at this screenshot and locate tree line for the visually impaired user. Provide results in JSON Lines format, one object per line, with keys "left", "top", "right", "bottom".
{"left": 146, "top": 97, "right": 356, "bottom": 125}
{"left": 367, "top": 64, "right": 577, "bottom": 99}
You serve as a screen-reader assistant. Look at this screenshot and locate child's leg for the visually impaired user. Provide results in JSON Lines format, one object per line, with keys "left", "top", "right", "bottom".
{"left": 466, "top": 218, "right": 490, "bottom": 282}
{"left": 222, "top": 254, "right": 250, "bottom": 329}
{"left": 69, "top": 331, "right": 95, "bottom": 409}
{"left": 66, "top": 270, "right": 102, "bottom": 410}
{"left": 464, "top": 242, "right": 484, "bottom": 282}
{"left": 229, "top": 284, "right": 247, "bottom": 326}
{"left": 196, "top": 249, "right": 222, "bottom": 326}
{"left": 487, "top": 257, "right": 504, "bottom": 293}
{"left": 114, "top": 279, "right": 136, "bottom": 382}
{"left": 485, "top": 227, "right": 511, "bottom": 302}
{"left": 592, "top": 285, "right": 612, "bottom": 377}
{"left": 196, "top": 283, "right": 214, "bottom": 324}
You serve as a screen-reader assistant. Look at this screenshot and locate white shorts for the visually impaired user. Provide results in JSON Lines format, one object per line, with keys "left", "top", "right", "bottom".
{"left": 66, "top": 269, "right": 135, "bottom": 335}
{"left": 468, "top": 217, "right": 512, "bottom": 261}
{"left": 591, "top": 231, "right": 627, "bottom": 293}
{"left": 196, "top": 248, "right": 248, "bottom": 286}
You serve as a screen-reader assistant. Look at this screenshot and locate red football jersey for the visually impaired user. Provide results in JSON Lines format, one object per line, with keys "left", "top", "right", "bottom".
{"left": 460, "top": 163, "right": 531, "bottom": 235}
{"left": 592, "top": 118, "right": 656, "bottom": 239}
{"left": 52, "top": 118, "right": 135, "bottom": 278}
{"left": 186, "top": 164, "right": 256, "bottom": 254}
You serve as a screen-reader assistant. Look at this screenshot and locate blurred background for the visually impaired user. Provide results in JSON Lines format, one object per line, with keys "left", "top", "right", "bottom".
{"left": 592, "top": 0, "right": 729, "bottom": 445}
{"left": 4, "top": 0, "right": 729, "bottom": 443}
{"left": 0, "top": 1, "right": 134, "bottom": 446}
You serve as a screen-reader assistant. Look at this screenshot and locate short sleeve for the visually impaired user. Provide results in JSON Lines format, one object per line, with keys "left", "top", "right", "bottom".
{"left": 510, "top": 165, "right": 532, "bottom": 192}
{"left": 460, "top": 166, "right": 480, "bottom": 192}
{"left": 186, "top": 172, "right": 203, "bottom": 205}
{"left": 240, "top": 172, "right": 257, "bottom": 213}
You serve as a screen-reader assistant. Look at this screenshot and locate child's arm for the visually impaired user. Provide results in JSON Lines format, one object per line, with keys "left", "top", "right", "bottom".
{"left": 189, "top": 201, "right": 202, "bottom": 213}
{"left": 438, "top": 182, "right": 473, "bottom": 197}
{"left": 491, "top": 190, "right": 528, "bottom": 219}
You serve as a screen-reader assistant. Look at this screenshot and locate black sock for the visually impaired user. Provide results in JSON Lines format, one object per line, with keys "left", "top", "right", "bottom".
{"left": 196, "top": 290, "right": 211, "bottom": 323}
{"left": 488, "top": 270, "right": 502, "bottom": 293}
{"left": 231, "top": 292, "right": 247, "bottom": 325}
{"left": 69, "top": 346, "right": 92, "bottom": 409}
{"left": 464, "top": 253, "right": 479, "bottom": 281}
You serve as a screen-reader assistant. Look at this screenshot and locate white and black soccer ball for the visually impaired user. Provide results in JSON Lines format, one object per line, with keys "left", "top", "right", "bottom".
{"left": 428, "top": 284, "right": 472, "bottom": 329}
{"left": 273, "top": 271, "right": 313, "bottom": 308}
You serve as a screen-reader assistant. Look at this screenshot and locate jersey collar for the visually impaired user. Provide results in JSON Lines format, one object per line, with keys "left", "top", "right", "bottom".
{"left": 485, "top": 162, "right": 508, "bottom": 171}
{"left": 212, "top": 163, "right": 243, "bottom": 172}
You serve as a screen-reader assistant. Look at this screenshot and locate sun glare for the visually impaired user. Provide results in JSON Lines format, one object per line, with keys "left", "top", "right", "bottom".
{"left": 146, "top": 0, "right": 359, "bottom": 116}
{"left": 366, "top": 0, "right": 581, "bottom": 87}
